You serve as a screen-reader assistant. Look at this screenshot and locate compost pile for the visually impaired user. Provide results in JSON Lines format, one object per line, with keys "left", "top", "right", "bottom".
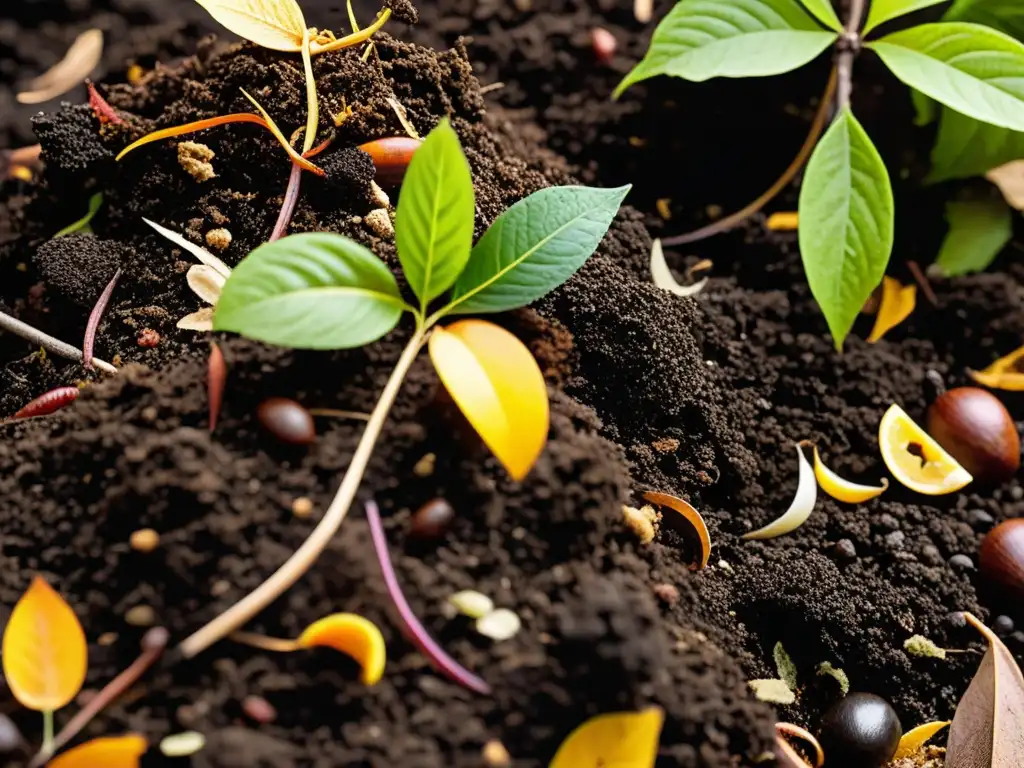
{"left": 1, "top": 0, "right": 1023, "bottom": 766}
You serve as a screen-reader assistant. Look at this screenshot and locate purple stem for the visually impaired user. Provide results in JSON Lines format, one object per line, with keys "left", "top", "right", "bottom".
{"left": 364, "top": 500, "right": 491, "bottom": 695}
{"left": 82, "top": 268, "right": 122, "bottom": 370}
{"left": 270, "top": 164, "right": 303, "bottom": 242}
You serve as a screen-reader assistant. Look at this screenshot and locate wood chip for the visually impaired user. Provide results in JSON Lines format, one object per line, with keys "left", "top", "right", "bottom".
{"left": 17, "top": 29, "right": 103, "bottom": 105}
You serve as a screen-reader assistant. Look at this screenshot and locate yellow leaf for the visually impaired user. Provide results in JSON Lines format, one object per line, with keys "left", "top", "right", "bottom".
{"left": 48, "top": 734, "right": 147, "bottom": 768}
{"left": 867, "top": 277, "right": 916, "bottom": 343}
{"left": 893, "top": 720, "right": 950, "bottom": 759}
{"left": 766, "top": 211, "right": 799, "bottom": 231}
{"left": 549, "top": 708, "right": 664, "bottom": 768}
{"left": 429, "top": 319, "right": 549, "bottom": 481}
{"left": 297, "top": 613, "right": 386, "bottom": 685}
{"left": 969, "top": 343, "right": 1024, "bottom": 391}
{"left": 195, "top": 0, "right": 306, "bottom": 51}
{"left": 810, "top": 445, "right": 888, "bottom": 503}
{"left": 2, "top": 577, "right": 87, "bottom": 711}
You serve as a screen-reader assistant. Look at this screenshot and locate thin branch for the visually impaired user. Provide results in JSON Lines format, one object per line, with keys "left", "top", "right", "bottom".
{"left": 662, "top": 67, "right": 838, "bottom": 247}
{"left": 270, "top": 164, "right": 303, "bottom": 242}
{"left": 836, "top": 0, "right": 866, "bottom": 111}
{"left": 82, "top": 268, "right": 121, "bottom": 370}
{"left": 907, "top": 260, "right": 939, "bottom": 306}
{"left": 0, "top": 309, "right": 117, "bottom": 373}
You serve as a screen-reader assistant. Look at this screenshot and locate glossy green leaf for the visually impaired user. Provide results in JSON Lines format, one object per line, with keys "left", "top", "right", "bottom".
{"left": 798, "top": 108, "right": 894, "bottom": 350}
{"left": 798, "top": 0, "right": 842, "bottom": 31}
{"left": 929, "top": 109, "right": 1024, "bottom": 182}
{"left": 864, "top": 0, "right": 950, "bottom": 34}
{"left": 445, "top": 185, "right": 630, "bottom": 316}
{"left": 395, "top": 118, "right": 474, "bottom": 310}
{"left": 869, "top": 23, "right": 1024, "bottom": 132}
{"left": 55, "top": 193, "right": 103, "bottom": 238}
{"left": 614, "top": 0, "right": 837, "bottom": 97}
{"left": 946, "top": 0, "right": 1024, "bottom": 40}
{"left": 912, "top": 88, "right": 938, "bottom": 126}
{"left": 214, "top": 232, "right": 409, "bottom": 349}
{"left": 934, "top": 197, "right": 1014, "bottom": 277}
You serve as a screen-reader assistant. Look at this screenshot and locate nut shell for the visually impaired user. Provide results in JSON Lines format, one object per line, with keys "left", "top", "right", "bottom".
{"left": 257, "top": 398, "right": 316, "bottom": 446}
{"left": 980, "top": 519, "right": 1024, "bottom": 599}
{"left": 926, "top": 387, "right": 1020, "bottom": 484}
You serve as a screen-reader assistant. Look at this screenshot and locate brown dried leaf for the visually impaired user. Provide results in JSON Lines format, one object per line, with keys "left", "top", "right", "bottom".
{"left": 945, "top": 612, "right": 1024, "bottom": 767}
{"left": 17, "top": 30, "right": 103, "bottom": 105}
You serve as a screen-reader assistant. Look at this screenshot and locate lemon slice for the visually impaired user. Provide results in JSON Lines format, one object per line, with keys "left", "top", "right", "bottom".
{"left": 878, "top": 404, "right": 973, "bottom": 495}
{"left": 811, "top": 445, "right": 888, "bottom": 503}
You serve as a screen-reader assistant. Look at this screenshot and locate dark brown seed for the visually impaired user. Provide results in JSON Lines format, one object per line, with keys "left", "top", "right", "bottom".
{"left": 257, "top": 398, "right": 316, "bottom": 446}
{"left": 242, "top": 695, "right": 278, "bottom": 724}
{"left": 927, "top": 387, "right": 1020, "bottom": 484}
{"left": 980, "top": 519, "right": 1024, "bottom": 600}
{"left": 358, "top": 137, "right": 422, "bottom": 187}
{"left": 410, "top": 498, "right": 455, "bottom": 539}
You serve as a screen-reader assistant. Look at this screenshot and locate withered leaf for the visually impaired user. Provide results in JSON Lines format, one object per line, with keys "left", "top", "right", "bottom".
{"left": 945, "top": 612, "right": 1024, "bottom": 767}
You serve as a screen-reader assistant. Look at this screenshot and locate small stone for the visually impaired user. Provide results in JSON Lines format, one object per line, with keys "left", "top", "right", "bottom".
{"left": 130, "top": 528, "right": 160, "bottom": 552}
{"left": 949, "top": 554, "right": 974, "bottom": 571}
{"left": 412, "top": 452, "right": 436, "bottom": 477}
{"left": 97, "top": 632, "right": 118, "bottom": 646}
{"left": 653, "top": 583, "right": 680, "bottom": 605}
{"left": 482, "top": 739, "right": 512, "bottom": 767}
{"left": 448, "top": 590, "right": 494, "bottom": 619}
{"left": 834, "top": 539, "right": 857, "bottom": 560}
{"left": 125, "top": 605, "right": 157, "bottom": 627}
{"left": 160, "top": 731, "right": 207, "bottom": 758}
{"left": 884, "top": 531, "right": 906, "bottom": 550}
{"left": 211, "top": 580, "right": 231, "bottom": 596}
{"left": 967, "top": 509, "right": 994, "bottom": 528}
{"left": 137, "top": 328, "right": 160, "bottom": 348}
{"left": 947, "top": 610, "right": 967, "bottom": 628}
{"left": 178, "top": 141, "right": 216, "bottom": 182}
{"left": 878, "top": 514, "right": 900, "bottom": 531}
{"left": 364, "top": 208, "right": 394, "bottom": 237}
{"left": 205, "top": 228, "right": 232, "bottom": 252}
{"left": 993, "top": 615, "right": 1015, "bottom": 635}
{"left": 410, "top": 498, "right": 455, "bottom": 539}
{"left": 242, "top": 695, "right": 278, "bottom": 724}
{"left": 475, "top": 609, "right": 521, "bottom": 641}
{"left": 920, "top": 545, "right": 942, "bottom": 566}
{"left": 370, "top": 181, "right": 390, "bottom": 208}
{"left": 291, "top": 497, "right": 314, "bottom": 519}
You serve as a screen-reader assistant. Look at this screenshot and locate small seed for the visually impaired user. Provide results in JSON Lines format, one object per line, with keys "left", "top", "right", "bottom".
{"left": 358, "top": 137, "right": 422, "bottom": 187}
{"left": 413, "top": 452, "right": 436, "bottom": 477}
{"left": 205, "top": 228, "right": 232, "bottom": 252}
{"left": 257, "top": 397, "right": 316, "bottom": 446}
{"left": 482, "top": 739, "right": 512, "bottom": 767}
{"left": 130, "top": 528, "right": 160, "bottom": 552}
{"left": 448, "top": 590, "right": 494, "bottom": 619}
{"left": 211, "top": 579, "right": 231, "bottom": 596}
{"left": 138, "top": 328, "right": 160, "bottom": 348}
{"left": 160, "top": 731, "right": 207, "bottom": 758}
{"left": 590, "top": 27, "right": 617, "bottom": 65}
{"left": 409, "top": 498, "right": 455, "bottom": 539}
{"left": 475, "top": 608, "right": 521, "bottom": 641}
{"left": 125, "top": 605, "right": 157, "bottom": 627}
{"left": 97, "top": 632, "right": 118, "bottom": 646}
{"left": 292, "top": 496, "right": 314, "bottom": 518}
{"left": 242, "top": 695, "right": 278, "bottom": 724}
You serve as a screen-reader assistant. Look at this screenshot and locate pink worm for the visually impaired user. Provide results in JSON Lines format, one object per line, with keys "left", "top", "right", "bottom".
{"left": 83, "top": 268, "right": 122, "bottom": 370}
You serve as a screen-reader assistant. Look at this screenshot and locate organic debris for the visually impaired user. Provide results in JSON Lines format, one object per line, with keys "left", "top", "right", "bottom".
{"left": 649, "top": 239, "right": 708, "bottom": 297}
{"left": 12, "top": 387, "right": 80, "bottom": 420}
{"left": 775, "top": 723, "right": 824, "bottom": 768}
{"left": 867, "top": 277, "right": 916, "bottom": 344}
{"left": 642, "top": 490, "right": 712, "bottom": 568}
{"left": 82, "top": 268, "right": 122, "bottom": 370}
{"left": 968, "top": 343, "right": 1024, "bottom": 391}
{"left": 448, "top": 590, "right": 494, "bottom": 619}
{"left": 178, "top": 141, "right": 217, "bottom": 182}
{"left": 810, "top": 444, "right": 888, "bottom": 503}
{"left": 749, "top": 679, "right": 796, "bottom": 705}
{"left": 743, "top": 443, "right": 816, "bottom": 540}
{"left": 816, "top": 661, "right": 850, "bottom": 694}
{"left": 549, "top": 708, "right": 663, "bottom": 768}
{"left": 893, "top": 721, "right": 950, "bottom": 759}
{"left": 86, "top": 81, "right": 124, "bottom": 125}
{"left": 773, "top": 642, "right": 798, "bottom": 690}
{"left": 17, "top": 29, "right": 103, "bottom": 105}
{"left": 904, "top": 635, "right": 947, "bottom": 660}
{"left": 54, "top": 193, "right": 104, "bottom": 238}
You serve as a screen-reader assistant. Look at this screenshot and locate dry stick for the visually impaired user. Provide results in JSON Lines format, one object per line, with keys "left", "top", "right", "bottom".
{"left": 178, "top": 327, "right": 428, "bottom": 658}
{"left": 906, "top": 260, "right": 939, "bottom": 306}
{"left": 661, "top": 67, "right": 838, "bottom": 247}
{"left": 28, "top": 628, "right": 169, "bottom": 768}
{"left": 0, "top": 309, "right": 117, "bottom": 373}
{"left": 82, "top": 268, "right": 121, "bottom": 370}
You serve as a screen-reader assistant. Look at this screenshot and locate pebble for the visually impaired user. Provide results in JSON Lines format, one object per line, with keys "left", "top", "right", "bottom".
{"left": 137, "top": 328, "right": 160, "bottom": 348}
{"left": 242, "top": 695, "right": 278, "bottom": 724}
{"left": 949, "top": 554, "right": 975, "bottom": 571}
{"left": 205, "top": 228, "right": 232, "bottom": 252}
{"left": 125, "top": 605, "right": 157, "bottom": 627}
{"left": 412, "top": 452, "right": 436, "bottom": 477}
{"left": 410, "top": 498, "right": 455, "bottom": 539}
{"left": 291, "top": 497, "right": 314, "bottom": 519}
{"left": 653, "top": 583, "right": 680, "bottom": 605}
{"left": 160, "top": 731, "right": 207, "bottom": 758}
{"left": 482, "top": 739, "right": 512, "bottom": 767}
{"left": 834, "top": 539, "right": 857, "bottom": 560}
{"left": 97, "top": 632, "right": 118, "bottom": 646}
{"left": 130, "top": 528, "right": 160, "bottom": 552}
{"left": 920, "top": 544, "right": 943, "bottom": 566}
{"left": 475, "top": 609, "right": 522, "bottom": 641}
{"left": 884, "top": 531, "right": 905, "bottom": 550}
{"left": 967, "top": 509, "right": 995, "bottom": 528}
{"left": 993, "top": 615, "right": 1015, "bottom": 635}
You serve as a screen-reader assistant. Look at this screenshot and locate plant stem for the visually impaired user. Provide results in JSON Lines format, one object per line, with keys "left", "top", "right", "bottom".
{"left": 301, "top": 33, "right": 319, "bottom": 156}
{"left": 309, "top": 10, "right": 391, "bottom": 54}
{"left": 837, "top": 0, "right": 866, "bottom": 111}
{"left": 0, "top": 309, "right": 117, "bottom": 373}
{"left": 270, "top": 164, "right": 303, "bottom": 242}
{"left": 230, "top": 632, "right": 301, "bottom": 652}
{"left": 661, "top": 66, "right": 838, "bottom": 247}
{"left": 178, "top": 325, "right": 428, "bottom": 658}
{"left": 41, "top": 711, "right": 53, "bottom": 756}
{"left": 82, "top": 267, "right": 121, "bottom": 370}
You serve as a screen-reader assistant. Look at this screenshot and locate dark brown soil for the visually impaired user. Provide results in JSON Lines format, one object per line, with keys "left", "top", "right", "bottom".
{"left": 1, "top": 1, "right": 1024, "bottom": 767}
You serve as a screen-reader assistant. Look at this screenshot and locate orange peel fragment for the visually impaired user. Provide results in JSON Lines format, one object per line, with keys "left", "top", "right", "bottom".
{"left": 48, "top": 734, "right": 147, "bottom": 768}
{"left": 878, "top": 404, "right": 972, "bottom": 495}
{"left": 867, "top": 276, "right": 916, "bottom": 343}
{"left": 968, "top": 343, "right": 1024, "bottom": 391}
{"left": 766, "top": 211, "right": 799, "bottom": 231}
{"left": 641, "top": 490, "right": 712, "bottom": 569}
{"left": 549, "top": 707, "right": 663, "bottom": 768}
{"left": 297, "top": 613, "right": 386, "bottom": 686}
{"left": 810, "top": 445, "right": 888, "bottom": 503}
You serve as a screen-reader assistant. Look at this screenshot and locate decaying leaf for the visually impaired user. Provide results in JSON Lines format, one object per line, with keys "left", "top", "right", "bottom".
{"left": 904, "top": 634, "right": 946, "bottom": 660}
{"left": 945, "top": 612, "right": 1024, "bottom": 766}
{"left": 894, "top": 720, "right": 949, "bottom": 759}
{"left": 641, "top": 490, "right": 712, "bottom": 569}
{"left": 2, "top": 577, "right": 87, "bottom": 711}
{"left": 867, "top": 276, "right": 916, "bottom": 343}
{"left": 195, "top": 0, "right": 307, "bottom": 51}
{"left": 774, "top": 642, "right": 798, "bottom": 691}
{"left": 816, "top": 661, "right": 849, "bottom": 695}
{"left": 17, "top": 29, "right": 103, "bottom": 105}
{"left": 47, "top": 734, "right": 147, "bottom": 768}
{"left": 986, "top": 159, "right": 1024, "bottom": 210}
{"left": 743, "top": 444, "right": 817, "bottom": 540}
{"left": 549, "top": 707, "right": 663, "bottom": 768}
{"left": 749, "top": 679, "right": 796, "bottom": 705}
{"left": 775, "top": 723, "right": 824, "bottom": 768}
{"left": 650, "top": 239, "right": 708, "bottom": 297}
{"left": 297, "top": 613, "right": 387, "bottom": 685}
{"left": 968, "top": 343, "right": 1024, "bottom": 391}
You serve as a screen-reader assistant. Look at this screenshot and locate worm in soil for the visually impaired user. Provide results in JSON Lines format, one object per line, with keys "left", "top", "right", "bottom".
{"left": 12, "top": 386, "right": 80, "bottom": 420}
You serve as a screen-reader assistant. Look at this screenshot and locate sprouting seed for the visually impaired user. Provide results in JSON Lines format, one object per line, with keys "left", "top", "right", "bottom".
{"left": 448, "top": 591, "right": 494, "bottom": 619}
{"left": 12, "top": 386, "right": 80, "bottom": 420}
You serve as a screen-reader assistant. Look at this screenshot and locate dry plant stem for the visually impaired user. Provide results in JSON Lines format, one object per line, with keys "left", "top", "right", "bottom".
{"left": 231, "top": 632, "right": 300, "bottom": 652}
{"left": 661, "top": 67, "right": 838, "bottom": 247}
{"left": 300, "top": 33, "right": 319, "bottom": 155}
{"left": 179, "top": 325, "right": 428, "bottom": 658}
{"left": 837, "top": 0, "right": 866, "bottom": 111}
{"left": 308, "top": 408, "right": 371, "bottom": 421}
{"left": 82, "top": 267, "right": 121, "bottom": 370}
{"left": 270, "top": 164, "right": 303, "bottom": 242}
{"left": 907, "top": 260, "right": 939, "bottom": 306}
{"left": 0, "top": 309, "right": 117, "bottom": 373}
{"left": 309, "top": 11, "right": 391, "bottom": 54}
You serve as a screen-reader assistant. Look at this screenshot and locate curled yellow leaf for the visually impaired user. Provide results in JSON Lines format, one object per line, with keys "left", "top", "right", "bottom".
{"left": 969, "top": 343, "right": 1024, "bottom": 391}
{"left": 549, "top": 707, "right": 664, "bottom": 768}
{"left": 642, "top": 490, "right": 712, "bottom": 569}
{"left": 893, "top": 720, "right": 950, "bottom": 759}
{"left": 810, "top": 445, "right": 887, "bottom": 503}
{"left": 2, "top": 577, "right": 87, "bottom": 711}
{"left": 867, "top": 277, "right": 916, "bottom": 343}
{"left": 776, "top": 722, "right": 824, "bottom": 767}
{"left": 429, "top": 319, "right": 549, "bottom": 481}
{"left": 195, "top": 0, "right": 306, "bottom": 51}
{"left": 48, "top": 734, "right": 147, "bottom": 768}
{"left": 743, "top": 444, "right": 816, "bottom": 540}
{"left": 297, "top": 613, "right": 386, "bottom": 686}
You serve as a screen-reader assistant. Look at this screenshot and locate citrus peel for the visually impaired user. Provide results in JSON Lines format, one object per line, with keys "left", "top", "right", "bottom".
{"left": 743, "top": 443, "right": 817, "bottom": 540}
{"left": 641, "top": 490, "right": 712, "bottom": 569}
{"left": 968, "top": 343, "right": 1024, "bottom": 391}
{"left": 893, "top": 720, "right": 950, "bottom": 759}
{"left": 809, "top": 444, "right": 888, "bottom": 503}
{"left": 878, "top": 404, "right": 972, "bottom": 495}
{"left": 296, "top": 613, "right": 386, "bottom": 685}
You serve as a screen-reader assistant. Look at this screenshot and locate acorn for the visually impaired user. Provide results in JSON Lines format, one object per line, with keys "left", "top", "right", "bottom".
{"left": 926, "top": 387, "right": 1020, "bottom": 484}
{"left": 358, "top": 137, "right": 422, "bottom": 187}
{"left": 257, "top": 398, "right": 316, "bottom": 446}
{"left": 980, "top": 519, "right": 1024, "bottom": 599}
{"left": 819, "top": 692, "right": 902, "bottom": 767}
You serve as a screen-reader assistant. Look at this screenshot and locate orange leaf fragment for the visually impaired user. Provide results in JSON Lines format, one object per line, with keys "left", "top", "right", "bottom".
{"left": 429, "top": 319, "right": 549, "bottom": 481}
{"left": 641, "top": 490, "right": 712, "bottom": 569}
{"left": 48, "top": 734, "right": 147, "bottom": 768}
{"left": 867, "top": 276, "right": 916, "bottom": 343}
{"left": 297, "top": 613, "right": 386, "bottom": 685}
{"left": 2, "top": 577, "right": 87, "bottom": 711}
{"left": 549, "top": 707, "right": 663, "bottom": 768}
{"left": 766, "top": 211, "right": 799, "bottom": 231}
{"left": 968, "top": 343, "right": 1024, "bottom": 391}
{"left": 893, "top": 720, "right": 949, "bottom": 759}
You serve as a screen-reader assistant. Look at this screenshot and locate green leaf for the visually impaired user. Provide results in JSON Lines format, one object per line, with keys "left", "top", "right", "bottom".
{"left": 773, "top": 642, "right": 798, "bottom": 690}
{"left": 816, "top": 662, "right": 850, "bottom": 695}
{"left": 798, "top": 0, "right": 842, "bottom": 31}
{"left": 933, "top": 196, "right": 1013, "bottom": 276}
{"left": 614, "top": 0, "right": 837, "bottom": 97}
{"left": 911, "top": 88, "right": 938, "bottom": 126}
{"left": 945, "top": 0, "right": 1024, "bottom": 40}
{"left": 798, "top": 108, "right": 894, "bottom": 350}
{"left": 54, "top": 193, "right": 103, "bottom": 238}
{"left": 445, "top": 185, "right": 631, "bottom": 316}
{"left": 868, "top": 22, "right": 1024, "bottom": 132}
{"left": 929, "top": 109, "right": 1024, "bottom": 182}
{"left": 864, "top": 0, "right": 950, "bottom": 35}
{"left": 214, "top": 232, "right": 409, "bottom": 349}
{"left": 395, "top": 118, "right": 475, "bottom": 310}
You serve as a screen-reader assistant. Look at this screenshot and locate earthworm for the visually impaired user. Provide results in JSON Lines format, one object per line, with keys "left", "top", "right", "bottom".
{"left": 12, "top": 386, "right": 80, "bottom": 420}
{"left": 82, "top": 268, "right": 121, "bottom": 370}
{"left": 208, "top": 342, "right": 226, "bottom": 432}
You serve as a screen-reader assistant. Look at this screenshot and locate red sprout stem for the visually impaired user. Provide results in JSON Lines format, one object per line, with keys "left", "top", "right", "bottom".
{"left": 270, "top": 164, "right": 303, "bottom": 242}
{"left": 208, "top": 342, "right": 226, "bottom": 432}
{"left": 12, "top": 387, "right": 80, "bottom": 420}
{"left": 364, "top": 499, "right": 491, "bottom": 695}
{"left": 83, "top": 268, "right": 122, "bottom": 370}
{"left": 86, "top": 80, "right": 125, "bottom": 126}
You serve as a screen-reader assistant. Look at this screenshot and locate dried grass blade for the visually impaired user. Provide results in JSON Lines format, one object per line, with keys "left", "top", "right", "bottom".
{"left": 83, "top": 268, "right": 121, "bottom": 370}
{"left": 308, "top": 9, "right": 391, "bottom": 54}
{"left": 17, "top": 29, "right": 103, "bottom": 105}
{"left": 386, "top": 96, "right": 421, "bottom": 140}
{"left": 239, "top": 90, "right": 325, "bottom": 176}
{"left": 143, "top": 219, "right": 232, "bottom": 278}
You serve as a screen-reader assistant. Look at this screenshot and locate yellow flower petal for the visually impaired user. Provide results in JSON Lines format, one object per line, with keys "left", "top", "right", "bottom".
{"left": 811, "top": 445, "right": 888, "bottom": 503}
{"left": 48, "top": 734, "right": 147, "bottom": 768}
{"left": 968, "top": 343, "right": 1024, "bottom": 391}
{"left": 549, "top": 707, "right": 664, "bottom": 768}
{"left": 429, "top": 319, "right": 548, "bottom": 481}
{"left": 879, "top": 404, "right": 972, "bottom": 495}
{"left": 893, "top": 720, "right": 950, "bottom": 759}
{"left": 766, "top": 211, "right": 799, "bottom": 231}
{"left": 297, "top": 613, "right": 386, "bottom": 686}
{"left": 867, "top": 277, "right": 916, "bottom": 343}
